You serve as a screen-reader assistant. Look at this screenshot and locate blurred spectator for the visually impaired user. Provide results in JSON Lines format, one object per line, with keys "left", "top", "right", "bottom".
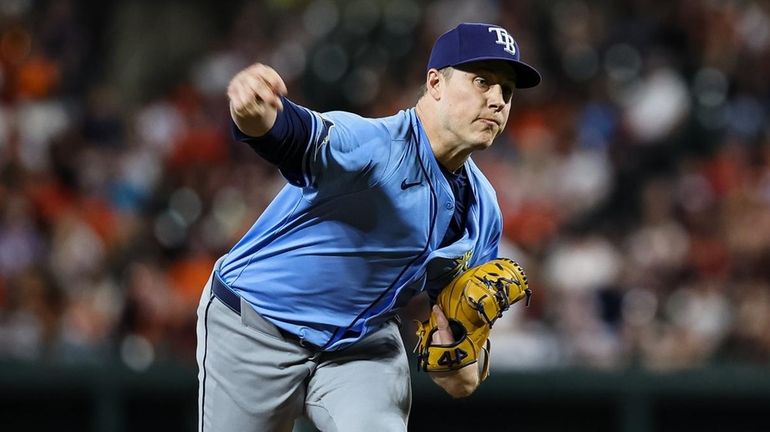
{"left": 1, "top": 0, "right": 769, "bottom": 372}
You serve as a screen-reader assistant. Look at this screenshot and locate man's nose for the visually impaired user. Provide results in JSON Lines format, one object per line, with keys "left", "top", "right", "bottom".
{"left": 488, "top": 85, "right": 505, "bottom": 110}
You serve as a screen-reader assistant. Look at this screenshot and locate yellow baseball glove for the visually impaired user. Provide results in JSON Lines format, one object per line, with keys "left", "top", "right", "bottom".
{"left": 415, "top": 258, "right": 531, "bottom": 380}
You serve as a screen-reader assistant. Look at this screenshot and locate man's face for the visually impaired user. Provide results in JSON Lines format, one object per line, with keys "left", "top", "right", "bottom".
{"left": 435, "top": 61, "right": 515, "bottom": 150}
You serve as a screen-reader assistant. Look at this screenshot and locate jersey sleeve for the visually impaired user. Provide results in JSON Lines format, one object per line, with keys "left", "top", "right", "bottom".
{"left": 303, "top": 110, "right": 393, "bottom": 192}
{"left": 475, "top": 190, "right": 504, "bottom": 264}
{"left": 232, "top": 98, "right": 392, "bottom": 191}
{"left": 476, "top": 228, "right": 501, "bottom": 263}
{"left": 231, "top": 97, "right": 313, "bottom": 187}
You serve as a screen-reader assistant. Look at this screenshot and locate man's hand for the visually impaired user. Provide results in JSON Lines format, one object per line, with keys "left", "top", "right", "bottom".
{"left": 429, "top": 305, "right": 454, "bottom": 345}
{"left": 427, "top": 305, "right": 481, "bottom": 398}
{"left": 227, "top": 63, "right": 288, "bottom": 137}
{"left": 415, "top": 258, "right": 530, "bottom": 398}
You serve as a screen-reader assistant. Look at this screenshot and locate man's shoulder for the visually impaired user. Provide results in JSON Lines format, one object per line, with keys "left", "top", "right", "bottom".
{"left": 376, "top": 109, "right": 416, "bottom": 142}
{"left": 322, "top": 108, "right": 415, "bottom": 143}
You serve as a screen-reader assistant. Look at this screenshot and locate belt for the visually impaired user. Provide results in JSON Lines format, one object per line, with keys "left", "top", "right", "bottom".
{"left": 211, "top": 272, "right": 242, "bottom": 315}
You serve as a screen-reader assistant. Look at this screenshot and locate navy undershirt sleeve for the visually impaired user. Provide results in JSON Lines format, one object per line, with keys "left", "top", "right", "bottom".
{"left": 230, "top": 97, "right": 313, "bottom": 186}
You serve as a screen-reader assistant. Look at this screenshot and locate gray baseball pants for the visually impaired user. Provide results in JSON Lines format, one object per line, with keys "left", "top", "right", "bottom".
{"left": 196, "top": 268, "right": 412, "bottom": 432}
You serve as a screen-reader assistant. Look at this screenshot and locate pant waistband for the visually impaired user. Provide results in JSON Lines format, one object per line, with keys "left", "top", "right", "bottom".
{"left": 210, "top": 271, "right": 324, "bottom": 352}
{"left": 211, "top": 271, "right": 242, "bottom": 315}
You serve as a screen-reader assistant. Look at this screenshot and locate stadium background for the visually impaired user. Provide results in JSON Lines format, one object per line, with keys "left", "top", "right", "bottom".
{"left": 1, "top": 0, "right": 770, "bottom": 430}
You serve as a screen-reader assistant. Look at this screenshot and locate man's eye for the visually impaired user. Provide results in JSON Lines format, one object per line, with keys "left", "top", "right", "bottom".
{"left": 474, "top": 77, "right": 489, "bottom": 88}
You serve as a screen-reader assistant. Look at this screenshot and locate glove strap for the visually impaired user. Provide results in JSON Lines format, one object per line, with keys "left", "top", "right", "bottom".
{"left": 479, "top": 339, "right": 492, "bottom": 381}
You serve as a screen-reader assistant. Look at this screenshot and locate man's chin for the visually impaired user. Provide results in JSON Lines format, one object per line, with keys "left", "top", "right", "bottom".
{"left": 462, "top": 129, "right": 497, "bottom": 150}
{"left": 473, "top": 134, "right": 496, "bottom": 150}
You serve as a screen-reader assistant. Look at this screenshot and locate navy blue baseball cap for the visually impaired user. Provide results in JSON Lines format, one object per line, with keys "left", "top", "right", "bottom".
{"left": 427, "top": 22, "right": 541, "bottom": 88}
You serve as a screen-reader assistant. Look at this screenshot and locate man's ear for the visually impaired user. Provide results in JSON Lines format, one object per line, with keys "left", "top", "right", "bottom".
{"left": 426, "top": 68, "right": 442, "bottom": 100}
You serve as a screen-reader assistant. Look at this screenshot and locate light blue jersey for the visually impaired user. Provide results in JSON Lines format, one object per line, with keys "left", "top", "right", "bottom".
{"left": 218, "top": 106, "right": 502, "bottom": 351}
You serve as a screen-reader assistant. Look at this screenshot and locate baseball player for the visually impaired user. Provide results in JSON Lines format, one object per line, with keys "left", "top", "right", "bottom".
{"left": 196, "top": 22, "right": 540, "bottom": 432}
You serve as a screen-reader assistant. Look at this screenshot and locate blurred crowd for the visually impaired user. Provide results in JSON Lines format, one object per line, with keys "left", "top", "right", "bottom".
{"left": 1, "top": 0, "right": 769, "bottom": 371}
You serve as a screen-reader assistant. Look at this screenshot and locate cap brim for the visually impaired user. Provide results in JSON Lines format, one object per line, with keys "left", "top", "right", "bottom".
{"left": 454, "top": 57, "right": 542, "bottom": 89}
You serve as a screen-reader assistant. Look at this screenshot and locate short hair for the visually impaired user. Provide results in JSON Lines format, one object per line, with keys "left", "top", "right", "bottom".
{"left": 417, "top": 67, "right": 454, "bottom": 99}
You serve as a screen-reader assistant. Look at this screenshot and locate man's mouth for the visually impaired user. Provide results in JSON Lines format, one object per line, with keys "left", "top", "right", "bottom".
{"left": 478, "top": 118, "right": 499, "bottom": 127}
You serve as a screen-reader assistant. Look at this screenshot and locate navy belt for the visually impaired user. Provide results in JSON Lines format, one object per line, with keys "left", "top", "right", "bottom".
{"left": 211, "top": 272, "right": 242, "bottom": 315}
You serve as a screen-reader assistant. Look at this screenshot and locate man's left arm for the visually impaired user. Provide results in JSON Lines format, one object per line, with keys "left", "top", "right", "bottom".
{"left": 415, "top": 258, "right": 531, "bottom": 398}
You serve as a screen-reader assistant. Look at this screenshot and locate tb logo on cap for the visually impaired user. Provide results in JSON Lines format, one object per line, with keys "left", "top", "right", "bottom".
{"left": 488, "top": 27, "right": 516, "bottom": 55}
